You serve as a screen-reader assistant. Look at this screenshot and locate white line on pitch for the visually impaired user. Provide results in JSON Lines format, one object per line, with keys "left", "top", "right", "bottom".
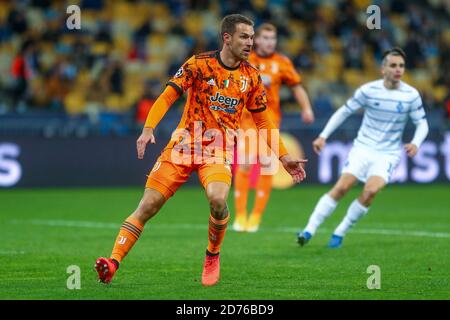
{"left": 0, "top": 250, "right": 26, "bottom": 255}
{"left": 10, "top": 219, "right": 450, "bottom": 239}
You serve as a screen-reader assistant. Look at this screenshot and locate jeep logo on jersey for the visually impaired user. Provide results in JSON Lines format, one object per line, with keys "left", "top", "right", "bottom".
{"left": 209, "top": 92, "right": 239, "bottom": 113}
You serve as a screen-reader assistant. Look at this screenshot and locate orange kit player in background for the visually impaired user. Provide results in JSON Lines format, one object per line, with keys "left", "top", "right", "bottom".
{"left": 233, "top": 23, "right": 315, "bottom": 232}
{"left": 94, "top": 14, "right": 307, "bottom": 287}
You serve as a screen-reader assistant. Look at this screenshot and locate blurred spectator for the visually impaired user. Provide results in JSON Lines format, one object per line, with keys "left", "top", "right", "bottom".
{"left": 404, "top": 32, "right": 425, "bottom": 68}
{"left": 9, "top": 40, "right": 34, "bottom": 111}
{"left": 313, "top": 90, "right": 334, "bottom": 119}
{"left": 334, "top": 1, "right": 358, "bottom": 39}
{"left": 446, "top": 95, "right": 450, "bottom": 128}
{"left": 95, "top": 21, "right": 112, "bottom": 44}
{"left": 81, "top": 0, "right": 104, "bottom": 11}
{"left": 311, "top": 24, "right": 331, "bottom": 55}
{"left": 436, "top": 37, "right": 450, "bottom": 87}
{"left": 30, "top": 0, "right": 52, "bottom": 9}
{"left": 370, "top": 31, "right": 394, "bottom": 62}
{"left": 293, "top": 48, "right": 314, "bottom": 70}
{"left": 0, "top": 0, "right": 446, "bottom": 130}
{"left": 7, "top": 4, "right": 28, "bottom": 35}
{"left": 343, "top": 30, "right": 364, "bottom": 69}
{"left": 43, "top": 55, "right": 75, "bottom": 110}
{"left": 107, "top": 58, "right": 124, "bottom": 95}
{"left": 134, "top": 80, "right": 160, "bottom": 127}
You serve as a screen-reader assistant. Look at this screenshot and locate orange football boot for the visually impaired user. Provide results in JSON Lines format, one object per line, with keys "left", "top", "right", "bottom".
{"left": 95, "top": 257, "right": 118, "bottom": 284}
{"left": 201, "top": 253, "right": 220, "bottom": 286}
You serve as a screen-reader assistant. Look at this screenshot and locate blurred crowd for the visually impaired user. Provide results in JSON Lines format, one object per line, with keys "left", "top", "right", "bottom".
{"left": 0, "top": 0, "right": 449, "bottom": 128}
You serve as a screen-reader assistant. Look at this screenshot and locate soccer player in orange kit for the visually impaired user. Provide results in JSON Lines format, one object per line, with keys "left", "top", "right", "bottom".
{"left": 94, "top": 14, "right": 307, "bottom": 287}
{"left": 233, "top": 23, "right": 314, "bottom": 232}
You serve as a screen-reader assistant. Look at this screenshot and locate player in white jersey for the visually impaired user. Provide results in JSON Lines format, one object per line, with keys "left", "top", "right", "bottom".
{"left": 297, "top": 47, "right": 429, "bottom": 248}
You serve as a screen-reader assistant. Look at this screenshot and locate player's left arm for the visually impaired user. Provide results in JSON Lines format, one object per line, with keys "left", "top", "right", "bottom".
{"left": 251, "top": 110, "right": 307, "bottom": 183}
{"left": 405, "top": 94, "right": 429, "bottom": 158}
{"left": 247, "top": 76, "right": 307, "bottom": 183}
{"left": 281, "top": 56, "right": 314, "bottom": 124}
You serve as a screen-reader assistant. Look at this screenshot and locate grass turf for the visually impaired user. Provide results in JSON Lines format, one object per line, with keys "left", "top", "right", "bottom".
{"left": 0, "top": 184, "right": 449, "bottom": 299}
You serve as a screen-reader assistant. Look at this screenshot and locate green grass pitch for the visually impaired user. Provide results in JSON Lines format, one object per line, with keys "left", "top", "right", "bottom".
{"left": 1, "top": 184, "right": 449, "bottom": 299}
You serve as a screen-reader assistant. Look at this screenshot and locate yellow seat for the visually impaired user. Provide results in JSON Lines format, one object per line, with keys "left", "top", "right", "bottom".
{"left": 105, "top": 94, "right": 123, "bottom": 112}
{"left": 353, "top": 0, "right": 371, "bottom": 10}
{"left": 64, "top": 92, "right": 86, "bottom": 115}
{"left": 411, "top": 70, "right": 432, "bottom": 92}
{"left": 343, "top": 69, "right": 365, "bottom": 88}
{"left": 433, "top": 85, "right": 448, "bottom": 102}
{"left": 114, "top": 35, "right": 131, "bottom": 56}
{"left": 91, "top": 42, "right": 110, "bottom": 55}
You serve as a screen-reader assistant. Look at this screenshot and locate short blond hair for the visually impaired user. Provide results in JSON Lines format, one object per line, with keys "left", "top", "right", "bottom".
{"left": 255, "top": 23, "right": 277, "bottom": 37}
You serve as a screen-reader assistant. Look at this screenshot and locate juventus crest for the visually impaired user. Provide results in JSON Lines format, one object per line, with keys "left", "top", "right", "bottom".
{"left": 240, "top": 76, "right": 248, "bottom": 92}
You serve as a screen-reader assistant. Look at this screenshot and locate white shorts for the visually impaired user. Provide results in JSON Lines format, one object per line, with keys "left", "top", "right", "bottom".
{"left": 342, "top": 145, "right": 401, "bottom": 184}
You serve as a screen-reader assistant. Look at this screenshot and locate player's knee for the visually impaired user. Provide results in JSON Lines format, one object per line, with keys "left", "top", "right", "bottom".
{"left": 209, "top": 197, "right": 228, "bottom": 220}
{"left": 332, "top": 184, "right": 351, "bottom": 199}
{"left": 361, "top": 186, "right": 379, "bottom": 203}
{"left": 136, "top": 197, "right": 163, "bottom": 221}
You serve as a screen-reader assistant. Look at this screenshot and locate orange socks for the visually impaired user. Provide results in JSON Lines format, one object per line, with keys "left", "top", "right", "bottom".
{"left": 234, "top": 167, "right": 250, "bottom": 216}
{"left": 252, "top": 174, "right": 272, "bottom": 216}
{"left": 111, "top": 216, "right": 144, "bottom": 263}
{"left": 207, "top": 214, "right": 230, "bottom": 254}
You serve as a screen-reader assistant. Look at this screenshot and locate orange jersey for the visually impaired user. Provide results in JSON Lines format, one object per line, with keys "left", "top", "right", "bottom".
{"left": 164, "top": 50, "right": 267, "bottom": 161}
{"left": 241, "top": 51, "right": 301, "bottom": 128}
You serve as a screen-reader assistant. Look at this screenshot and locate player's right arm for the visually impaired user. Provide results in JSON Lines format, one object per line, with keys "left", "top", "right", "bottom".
{"left": 291, "top": 84, "right": 315, "bottom": 124}
{"left": 280, "top": 55, "right": 314, "bottom": 124}
{"left": 313, "top": 87, "right": 366, "bottom": 154}
{"left": 137, "top": 56, "right": 197, "bottom": 159}
{"left": 137, "top": 85, "right": 180, "bottom": 159}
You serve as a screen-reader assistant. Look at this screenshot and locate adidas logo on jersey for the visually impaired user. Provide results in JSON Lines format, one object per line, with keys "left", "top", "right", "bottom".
{"left": 207, "top": 78, "right": 216, "bottom": 86}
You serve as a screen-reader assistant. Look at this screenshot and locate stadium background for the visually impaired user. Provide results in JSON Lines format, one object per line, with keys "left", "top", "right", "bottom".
{"left": 0, "top": 0, "right": 449, "bottom": 187}
{"left": 0, "top": 0, "right": 449, "bottom": 300}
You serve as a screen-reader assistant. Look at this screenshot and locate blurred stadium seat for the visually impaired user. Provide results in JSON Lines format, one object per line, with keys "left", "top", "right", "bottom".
{"left": 0, "top": 0, "right": 448, "bottom": 135}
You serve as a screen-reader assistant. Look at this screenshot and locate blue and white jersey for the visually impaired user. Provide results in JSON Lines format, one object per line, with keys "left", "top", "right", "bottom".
{"left": 345, "top": 79, "right": 426, "bottom": 153}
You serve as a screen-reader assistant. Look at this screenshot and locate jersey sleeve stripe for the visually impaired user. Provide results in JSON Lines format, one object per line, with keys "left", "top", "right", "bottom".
{"left": 166, "top": 81, "right": 183, "bottom": 95}
{"left": 409, "top": 95, "right": 420, "bottom": 103}
{"left": 359, "top": 90, "right": 369, "bottom": 99}
{"left": 352, "top": 96, "right": 364, "bottom": 106}
{"left": 248, "top": 106, "right": 267, "bottom": 113}
{"left": 345, "top": 102, "right": 357, "bottom": 112}
{"left": 412, "top": 115, "right": 427, "bottom": 123}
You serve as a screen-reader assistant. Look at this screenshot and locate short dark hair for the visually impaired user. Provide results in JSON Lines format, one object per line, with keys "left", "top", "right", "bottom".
{"left": 220, "top": 14, "right": 254, "bottom": 41}
{"left": 382, "top": 47, "right": 406, "bottom": 64}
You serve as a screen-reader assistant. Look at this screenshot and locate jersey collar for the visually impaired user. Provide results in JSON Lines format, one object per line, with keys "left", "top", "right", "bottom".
{"left": 216, "top": 51, "right": 241, "bottom": 71}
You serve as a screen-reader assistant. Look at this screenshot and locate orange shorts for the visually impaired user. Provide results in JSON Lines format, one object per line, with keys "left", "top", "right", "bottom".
{"left": 145, "top": 148, "right": 232, "bottom": 200}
